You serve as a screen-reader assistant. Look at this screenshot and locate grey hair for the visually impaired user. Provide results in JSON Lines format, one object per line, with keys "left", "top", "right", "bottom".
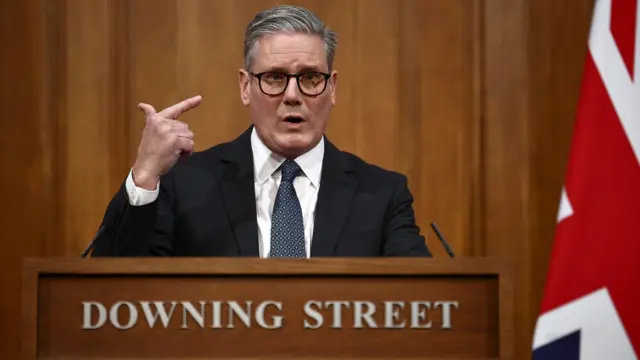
{"left": 243, "top": 5, "right": 338, "bottom": 71}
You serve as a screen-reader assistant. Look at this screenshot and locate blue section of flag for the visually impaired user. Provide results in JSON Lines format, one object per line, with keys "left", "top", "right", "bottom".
{"left": 533, "top": 330, "right": 581, "bottom": 360}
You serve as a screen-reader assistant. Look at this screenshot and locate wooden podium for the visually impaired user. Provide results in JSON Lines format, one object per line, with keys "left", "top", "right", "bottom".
{"left": 23, "top": 258, "right": 514, "bottom": 359}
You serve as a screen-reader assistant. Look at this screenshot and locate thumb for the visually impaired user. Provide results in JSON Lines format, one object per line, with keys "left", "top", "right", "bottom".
{"left": 137, "top": 103, "right": 157, "bottom": 118}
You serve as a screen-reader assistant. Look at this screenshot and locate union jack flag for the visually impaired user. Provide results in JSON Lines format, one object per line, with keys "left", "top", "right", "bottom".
{"left": 532, "top": 0, "right": 640, "bottom": 358}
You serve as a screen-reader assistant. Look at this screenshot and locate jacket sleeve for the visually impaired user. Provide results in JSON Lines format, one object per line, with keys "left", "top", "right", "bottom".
{"left": 382, "top": 174, "right": 433, "bottom": 257}
{"left": 90, "top": 172, "right": 176, "bottom": 257}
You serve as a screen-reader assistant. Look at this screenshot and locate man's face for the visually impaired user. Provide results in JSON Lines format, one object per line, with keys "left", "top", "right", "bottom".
{"left": 239, "top": 33, "right": 337, "bottom": 158}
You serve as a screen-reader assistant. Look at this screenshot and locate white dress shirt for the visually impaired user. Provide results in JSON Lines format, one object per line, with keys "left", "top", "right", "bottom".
{"left": 124, "top": 128, "right": 324, "bottom": 258}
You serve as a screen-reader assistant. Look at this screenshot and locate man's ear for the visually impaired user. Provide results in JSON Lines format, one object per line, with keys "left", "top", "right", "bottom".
{"left": 239, "top": 69, "right": 251, "bottom": 106}
{"left": 329, "top": 70, "right": 338, "bottom": 106}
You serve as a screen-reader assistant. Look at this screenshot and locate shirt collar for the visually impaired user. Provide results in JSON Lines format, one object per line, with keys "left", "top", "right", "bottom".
{"left": 251, "top": 127, "right": 324, "bottom": 188}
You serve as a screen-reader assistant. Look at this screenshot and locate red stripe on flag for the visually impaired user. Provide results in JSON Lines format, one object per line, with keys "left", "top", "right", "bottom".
{"left": 611, "top": 0, "right": 637, "bottom": 77}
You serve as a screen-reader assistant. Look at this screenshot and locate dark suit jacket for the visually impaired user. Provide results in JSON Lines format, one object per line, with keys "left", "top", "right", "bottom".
{"left": 91, "top": 127, "right": 432, "bottom": 257}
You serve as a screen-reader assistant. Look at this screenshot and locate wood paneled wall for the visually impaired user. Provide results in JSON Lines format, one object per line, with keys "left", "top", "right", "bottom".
{"left": 0, "top": 0, "right": 594, "bottom": 359}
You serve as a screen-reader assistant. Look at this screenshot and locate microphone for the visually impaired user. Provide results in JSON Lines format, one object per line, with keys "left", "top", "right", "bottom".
{"left": 81, "top": 225, "right": 106, "bottom": 258}
{"left": 430, "top": 222, "right": 455, "bottom": 258}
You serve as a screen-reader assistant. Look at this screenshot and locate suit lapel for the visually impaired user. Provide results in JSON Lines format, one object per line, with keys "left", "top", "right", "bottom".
{"left": 214, "top": 127, "right": 260, "bottom": 256}
{"left": 311, "top": 139, "right": 357, "bottom": 256}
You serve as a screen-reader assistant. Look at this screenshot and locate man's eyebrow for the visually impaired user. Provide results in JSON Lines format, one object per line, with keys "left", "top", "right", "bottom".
{"left": 260, "top": 66, "right": 288, "bottom": 73}
{"left": 296, "top": 65, "right": 324, "bottom": 72}
{"left": 259, "top": 65, "right": 324, "bottom": 73}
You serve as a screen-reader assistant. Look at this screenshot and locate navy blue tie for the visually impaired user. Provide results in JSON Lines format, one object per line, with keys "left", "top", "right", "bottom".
{"left": 270, "top": 160, "right": 306, "bottom": 258}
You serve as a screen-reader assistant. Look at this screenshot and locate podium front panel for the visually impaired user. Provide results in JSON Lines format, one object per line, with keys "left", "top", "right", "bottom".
{"left": 23, "top": 258, "right": 514, "bottom": 360}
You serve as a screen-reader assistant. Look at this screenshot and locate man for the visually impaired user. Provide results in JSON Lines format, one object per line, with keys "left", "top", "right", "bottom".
{"left": 90, "top": 5, "right": 432, "bottom": 258}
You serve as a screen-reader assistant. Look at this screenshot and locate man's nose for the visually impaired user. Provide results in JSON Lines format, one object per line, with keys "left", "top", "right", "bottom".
{"left": 283, "top": 77, "right": 302, "bottom": 104}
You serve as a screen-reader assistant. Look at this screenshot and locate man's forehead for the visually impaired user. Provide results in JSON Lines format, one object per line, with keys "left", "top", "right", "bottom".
{"left": 253, "top": 33, "right": 327, "bottom": 69}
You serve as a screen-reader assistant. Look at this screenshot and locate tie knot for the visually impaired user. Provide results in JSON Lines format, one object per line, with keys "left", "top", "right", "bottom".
{"left": 280, "top": 160, "right": 302, "bottom": 182}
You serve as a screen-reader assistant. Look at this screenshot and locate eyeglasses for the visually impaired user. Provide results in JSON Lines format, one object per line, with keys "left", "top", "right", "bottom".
{"left": 250, "top": 71, "right": 331, "bottom": 96}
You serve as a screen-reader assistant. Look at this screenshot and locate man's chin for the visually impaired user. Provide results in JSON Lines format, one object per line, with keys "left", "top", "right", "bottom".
{"left": 274, "top": 134, "right": 317, "bottom": 157}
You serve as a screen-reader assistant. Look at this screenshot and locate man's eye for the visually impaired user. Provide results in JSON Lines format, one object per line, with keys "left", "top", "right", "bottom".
{"left": 266, "top": 73, "right": 286, "bottom": 81}
{"left": 302, "top": 73, "right": 322, "bottom": 82}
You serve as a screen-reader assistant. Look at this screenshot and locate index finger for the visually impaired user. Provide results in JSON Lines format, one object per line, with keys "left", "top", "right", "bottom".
{"left": 158, "top": 95, "right": 202, "bottom": 119}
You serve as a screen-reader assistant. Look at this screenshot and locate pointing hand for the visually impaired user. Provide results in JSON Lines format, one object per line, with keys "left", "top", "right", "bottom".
{"left": 132, "top": 95, "right": 202, "bottom": 190}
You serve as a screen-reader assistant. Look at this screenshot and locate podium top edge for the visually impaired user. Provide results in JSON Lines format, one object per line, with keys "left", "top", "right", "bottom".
{"left": 22, "top": 257, "right": 514, "bottom": 276}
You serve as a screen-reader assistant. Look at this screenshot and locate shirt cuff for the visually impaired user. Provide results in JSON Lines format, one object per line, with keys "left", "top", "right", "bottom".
{"left": 125, "top": 169, "right": 160, "bottom": 206}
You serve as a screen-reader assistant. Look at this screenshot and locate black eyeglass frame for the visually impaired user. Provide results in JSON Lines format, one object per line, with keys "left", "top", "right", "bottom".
{"left": 249, "top": 71, "right": 332, "bottom": 97}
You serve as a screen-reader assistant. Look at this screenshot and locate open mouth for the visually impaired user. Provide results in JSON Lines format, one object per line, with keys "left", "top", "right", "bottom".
{"left": 283, "top": 116, "right": 305, "bottom": 124}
